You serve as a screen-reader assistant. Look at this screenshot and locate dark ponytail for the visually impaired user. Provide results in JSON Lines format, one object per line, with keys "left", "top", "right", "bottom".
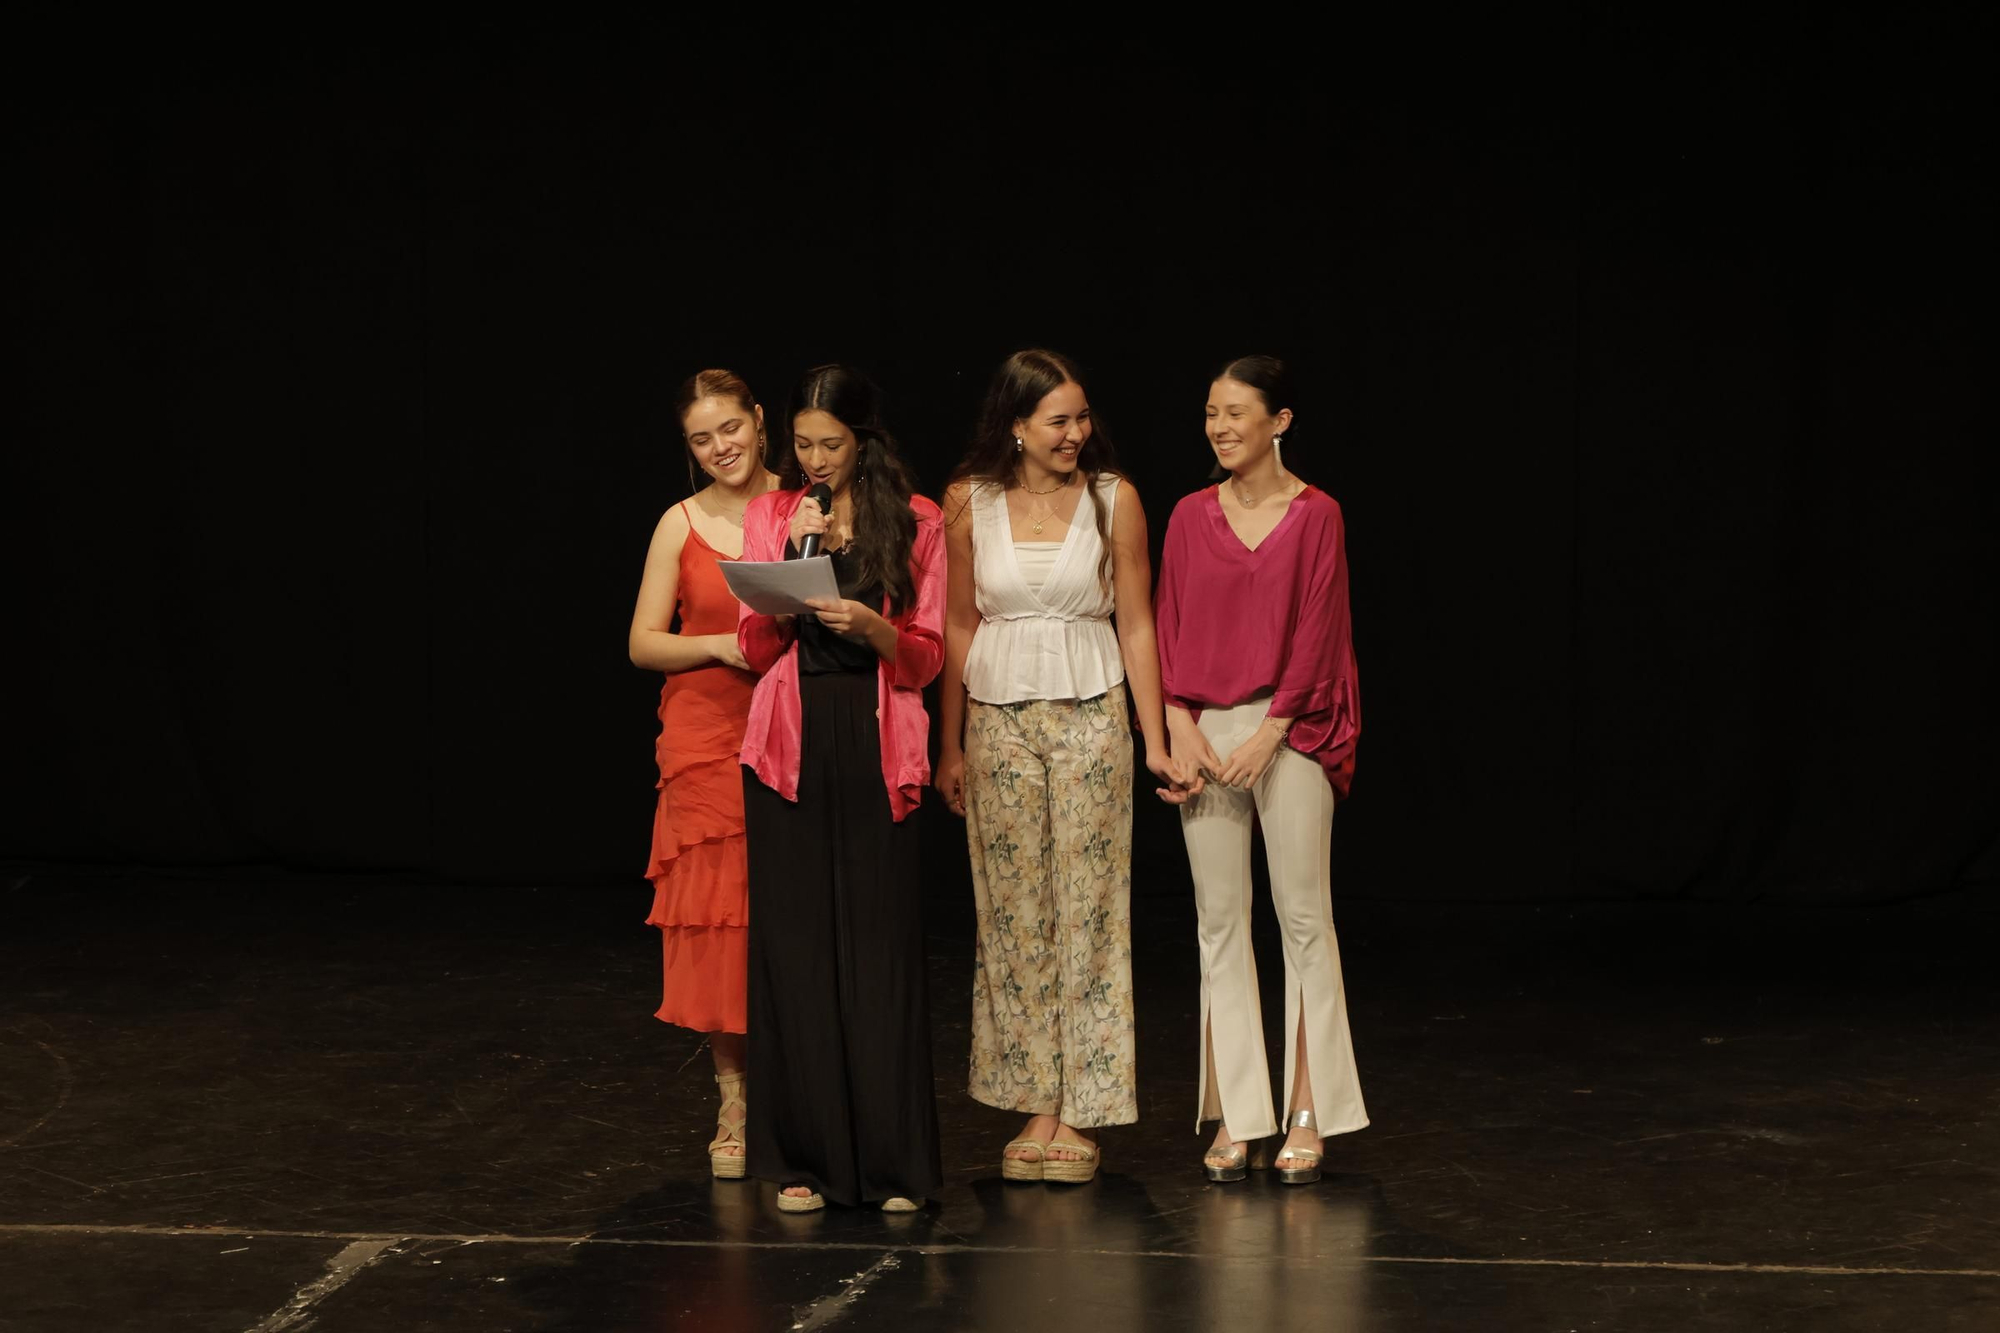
{"left": 1210, "top": 354, "right": 1300, "bottom": 481}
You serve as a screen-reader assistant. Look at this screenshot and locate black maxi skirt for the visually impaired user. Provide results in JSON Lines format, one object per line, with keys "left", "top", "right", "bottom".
{"left": 742, "top": 670, "right": 942, "bottom": 1206}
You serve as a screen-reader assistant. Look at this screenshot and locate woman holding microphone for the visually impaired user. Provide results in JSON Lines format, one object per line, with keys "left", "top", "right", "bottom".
{"left": 736, "top": 364, "right": 945, "bottom": 1214}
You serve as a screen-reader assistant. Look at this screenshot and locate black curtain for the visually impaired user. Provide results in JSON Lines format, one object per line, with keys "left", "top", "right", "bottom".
{"left": 10, "top": 16, "right": 1994, "bottom": 902}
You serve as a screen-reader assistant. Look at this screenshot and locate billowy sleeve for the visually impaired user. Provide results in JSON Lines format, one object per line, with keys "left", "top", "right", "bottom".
{"left": 1271, "top": 501, "right": 1347, "bottom": 719}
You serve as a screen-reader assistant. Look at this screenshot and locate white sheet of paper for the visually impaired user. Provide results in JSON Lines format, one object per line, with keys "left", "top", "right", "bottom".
{"left": 719, "top": 556, "right": 842, "bottom": 615}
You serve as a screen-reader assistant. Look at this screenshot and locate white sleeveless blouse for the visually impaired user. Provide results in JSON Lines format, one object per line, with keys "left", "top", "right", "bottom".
{"left": 1010, "top": 541, "right": 1064, "bottom": 593}
{"left": 962, "top": 476, "right": 1125, "bottom": 705}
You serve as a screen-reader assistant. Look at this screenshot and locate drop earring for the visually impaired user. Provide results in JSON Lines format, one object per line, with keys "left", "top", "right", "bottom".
{"left": 1014, "top": 436, "right": 1024, "bottom": 451}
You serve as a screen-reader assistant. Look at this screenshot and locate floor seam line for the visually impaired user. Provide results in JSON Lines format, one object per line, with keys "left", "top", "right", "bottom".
{"left": 0, "top": 1223, "right": 1993, "bottom": 1280}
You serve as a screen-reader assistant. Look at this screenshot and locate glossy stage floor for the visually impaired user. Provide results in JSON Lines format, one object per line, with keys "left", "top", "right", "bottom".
{"left": 2, "top": 872, "right": 1994, "bottom": 1331}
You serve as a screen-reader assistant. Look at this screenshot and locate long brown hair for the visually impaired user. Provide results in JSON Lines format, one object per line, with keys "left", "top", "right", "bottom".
{"left": 949, "top": 348, "right": 1123, "bottom": 588}
{"left": 777, "top": 364, "right": 919, "bottom": 615}
{"left": 673, "top": 368, "right": 759, "bottom": 495}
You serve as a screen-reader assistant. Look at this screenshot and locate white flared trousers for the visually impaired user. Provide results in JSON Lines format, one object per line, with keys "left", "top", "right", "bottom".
{"left": 1182, "top": 696, "right": 1368, "bottom": 1139}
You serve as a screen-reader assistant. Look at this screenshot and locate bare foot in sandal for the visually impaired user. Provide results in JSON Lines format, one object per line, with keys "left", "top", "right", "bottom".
{"left": 1005, "top": 1113, "right": 1060, "bottom": 1162}
{"left": 1047, "top": 1124, "right": 1097, "bottom": 1162}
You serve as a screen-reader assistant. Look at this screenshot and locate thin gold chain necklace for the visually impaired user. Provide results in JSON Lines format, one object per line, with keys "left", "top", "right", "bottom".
{"left": 1016, "top": 470, "right": 1070, "bottom": 535}
{"left": 1229, "top": 474, "right": 1296, "bottom": 509}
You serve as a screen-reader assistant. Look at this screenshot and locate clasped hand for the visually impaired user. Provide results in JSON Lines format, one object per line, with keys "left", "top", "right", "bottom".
{"left": 1148, "top": 748, "right": 1205, "bottom": 805}
{"left": 1213, "top": 724, "right": 1284, "bottom": 789}
{"left": 1159, "top": 710, "right": 1283, "bottom": 801}
{"left": 803, "top": 597, "right": 881, "bottom": 643}
{"left": 789, "top": 495, "right": 844, "bottom": 553}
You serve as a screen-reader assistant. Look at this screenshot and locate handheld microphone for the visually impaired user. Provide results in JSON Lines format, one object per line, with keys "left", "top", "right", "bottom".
{"left": 799, "top": 483, "right": 834, "bottom": 559}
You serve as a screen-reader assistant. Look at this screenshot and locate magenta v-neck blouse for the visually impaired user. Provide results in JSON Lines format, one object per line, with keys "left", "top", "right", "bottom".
{"left": 1154, "top": 485, "right": 1361, "bottom": 797}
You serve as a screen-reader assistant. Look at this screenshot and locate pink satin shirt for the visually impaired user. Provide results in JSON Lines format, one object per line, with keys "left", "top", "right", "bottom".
{"left": 1155, "top": 484, "right": 1361, "bottom": 798}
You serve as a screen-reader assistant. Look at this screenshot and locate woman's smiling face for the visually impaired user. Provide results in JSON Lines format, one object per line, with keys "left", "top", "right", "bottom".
{"left": 1013, "top": 378, "right": 1092, "bottom": 477}
{"left": 792, "top": 409, "right": 860, "bottom": 494}
{"left": 682, "top": 395, "right": 764, "bottom": 486}
{"left": 1204, "top": 376, "right": 1290, "bottom": 473}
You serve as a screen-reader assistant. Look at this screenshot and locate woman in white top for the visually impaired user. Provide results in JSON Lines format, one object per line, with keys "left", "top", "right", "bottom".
{"left": 937, "top": 349, "right": 1195, "bottom": 1184}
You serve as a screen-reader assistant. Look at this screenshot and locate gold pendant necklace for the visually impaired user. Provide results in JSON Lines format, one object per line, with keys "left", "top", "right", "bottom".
{"left": 1016, "top": 469, "right": 1066, "bottom": 535}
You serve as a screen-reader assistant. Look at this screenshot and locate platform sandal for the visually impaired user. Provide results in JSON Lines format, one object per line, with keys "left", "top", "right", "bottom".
{"left": 881, "top": 1196, "right": 925, "bottom": 1212}
{"left": 1000, "top": 1135, "right": 1050, "bottom": 1182}
{"left": 776, "top": 1187, "right": 825, "bottom": 1213}
{"left": 708, "top": 1072, "right": 747, "bottom": 1180}
{"left": 1274, "top": 1109, "right": 1323, "bottom": 1185}
{"left": 1042, "top": 1136, "right": 1100, "bottom": 1185}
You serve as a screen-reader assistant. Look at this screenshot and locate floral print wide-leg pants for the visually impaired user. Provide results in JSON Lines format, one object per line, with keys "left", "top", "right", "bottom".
{"left": 965, "top": 683, "right": 1137, "bottom": 1128}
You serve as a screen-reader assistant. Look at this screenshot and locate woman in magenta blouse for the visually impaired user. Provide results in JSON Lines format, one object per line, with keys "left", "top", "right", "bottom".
{"left": 1154, "top": 354, "right": 1367, "bottom": 1186}
{"left": 736, "top": 364, "right": 945, "bottom": 1214}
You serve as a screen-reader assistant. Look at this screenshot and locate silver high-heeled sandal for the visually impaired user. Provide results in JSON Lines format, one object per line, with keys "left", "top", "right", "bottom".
{"left": 1203, "top": 1134, "right": 1271, "bottom": 1183}
{"left": 1275, "top": 1109, "right": 1322, "bottom": 1185}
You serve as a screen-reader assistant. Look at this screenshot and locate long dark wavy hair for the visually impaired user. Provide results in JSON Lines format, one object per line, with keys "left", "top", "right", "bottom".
{"left": 948, "top": 348, "right": 1124, "bottom": 588}
{"left": 777, "top": 364, "right": 919, "bottom": 615}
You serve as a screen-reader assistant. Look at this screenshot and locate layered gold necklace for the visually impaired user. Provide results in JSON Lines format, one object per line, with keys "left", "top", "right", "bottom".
{"left": 1016, "top": 470, "right": 1069, "bottom": 535}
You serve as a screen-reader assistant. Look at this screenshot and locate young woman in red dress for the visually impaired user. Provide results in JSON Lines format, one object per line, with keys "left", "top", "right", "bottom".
{"left": 628, "top": 369, "right": 779, "bottom": 1178}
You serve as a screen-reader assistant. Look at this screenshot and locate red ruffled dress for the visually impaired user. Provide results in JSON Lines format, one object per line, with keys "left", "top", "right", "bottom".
{"left": 644, "top": 512, "right": 754, "bottom": 1033}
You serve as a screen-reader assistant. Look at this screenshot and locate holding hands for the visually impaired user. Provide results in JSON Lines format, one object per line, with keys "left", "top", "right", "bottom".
{"left": 1147, "top": 746, "right": 1205, "bottom": 805}
{"left": 1160, "top": 705, "right": 1290, "bottom": 800}
{"left": 936, "top": 749, "right": 967, "bottom": 817}
{"left": 1157, "top": 706, "right": 1220, "bottom": 804}
{"left": 1215, "top": 718, "right": 1287, "bottom": 789}
{"left": 943, "top": 734, "right": 1202, "bottom": 815}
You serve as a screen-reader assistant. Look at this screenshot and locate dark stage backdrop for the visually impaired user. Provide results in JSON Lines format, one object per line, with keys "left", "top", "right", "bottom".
{"left": 9, "top": 19, "right": 1995, "bottom": 904}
